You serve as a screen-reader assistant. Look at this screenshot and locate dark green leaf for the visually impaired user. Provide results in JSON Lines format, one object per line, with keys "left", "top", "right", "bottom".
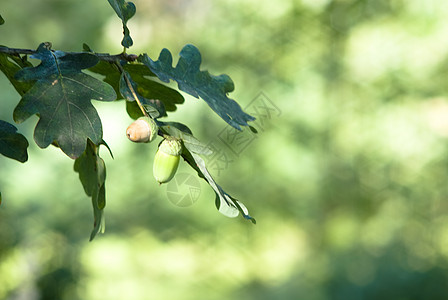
{"left": 88, "top": 61, "right": 155, "bottom": 84}
{"left": 87, "top": 61, "right": 184, "bottom": 117}
{"left": 159, "top": 122, "right": 212, "bottom": 155}
{"left": 85, "top": 60, "right": 120, "bottom": 93}
{"left": 158, "top": 121, "right": 192, "bottom": 134}
{"left": 125, "top": 101, "right": 143, "bottom": 119}
{"left": 119, "top": 71, "right": 163, "bottom": 118}
{"left": 15, "top": 44, "right": 99, "bottom": 80}
{"left": 0, "top": 51, "right": 34, "bottom": 96}
{"left": 82, "top": 43, "right": 93, "bottom": 52}
{"left": 13, "top": 44, "right": 116, "bottom": 159}
{"left": 0, "top": 15, "right": 5, "bottom": 25}
{"left": 134, "top": 76, "right": 184, "bottom": 113}
{"left": 107, "top": 0, "right": 136, "bottom": 48}
{"left": 73, "top": 139, "right": 106, "bottom": 241}
{"left": 181, "top": 147, "right": 255, "bottom": 223}
{"left": 100, "top": 139, "right": 114, "bottom": 159}
{"left": 0, "top": 120, "right": 29, "bottom": 163}
{"left": 123, "top": 62, "right": 156, "bottom": 77}
{"left": 139, "top": 44, "right": 256, "bottom": 130}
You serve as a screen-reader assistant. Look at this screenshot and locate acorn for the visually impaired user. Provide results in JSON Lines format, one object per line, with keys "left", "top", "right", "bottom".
{"left": 153, "top": 137, "right": 182, "bottom": 184}
{"left": 126, "top": 116, "right": 158, "bottom": 143}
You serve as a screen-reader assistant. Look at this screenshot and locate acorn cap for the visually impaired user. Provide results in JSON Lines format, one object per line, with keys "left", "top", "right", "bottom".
{"left": 126, "top": 116, "right": 158, "bottom": 143}
{"left": 158, "top": 137, "right": 182, "bottom": 156}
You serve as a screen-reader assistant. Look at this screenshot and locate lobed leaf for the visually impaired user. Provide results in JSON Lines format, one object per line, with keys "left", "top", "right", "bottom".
{"left": 13, "top": 44, "right": 116, "bottom": 159}
{"left": 15, "top": 43, "right": 99, "bottom": 80}
{"left": 73, "top": 139, "right": 106, "bottom": 241}
{"left": 107, "top": 0, "right": 136, "bottom": 48}
{"left": 0, "top": 120, "right": 29, "bottom": 163}
{"left": 181, "top": 147, "right": 255, "bottom": 223}
{"left": 160, "top": 121, "right": 254, "bottom": 221}
{"left": 139, "top": 44, "right": 256, "bottom": 130}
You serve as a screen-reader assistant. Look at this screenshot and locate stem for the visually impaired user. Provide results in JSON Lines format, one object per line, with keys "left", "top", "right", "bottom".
{"left": 0, "top": 46, "right": 138, "bottom": 63}
{"left": 114, "top": 62, "right": 148, "bottom": 117}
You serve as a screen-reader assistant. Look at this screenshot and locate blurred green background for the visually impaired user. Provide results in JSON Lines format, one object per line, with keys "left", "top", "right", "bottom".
{"left": 2, "top": 0, "right": 448, "bottom": 299}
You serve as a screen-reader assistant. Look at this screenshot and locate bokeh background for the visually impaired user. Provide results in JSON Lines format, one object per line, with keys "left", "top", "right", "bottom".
{"left": 2, "top": 0, "right": 448, "bottom": 299}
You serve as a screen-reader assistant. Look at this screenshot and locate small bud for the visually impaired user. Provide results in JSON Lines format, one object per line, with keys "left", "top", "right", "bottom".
{"left": 153, "top": 138, "right": 182, "bottom": 184}
{"left": 126, "top": 116, "right": 158, "bottom": 143}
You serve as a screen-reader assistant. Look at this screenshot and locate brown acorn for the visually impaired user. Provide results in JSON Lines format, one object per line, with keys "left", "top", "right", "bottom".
{"left": 126, "top": 116, "right": 158, "bottom": 143}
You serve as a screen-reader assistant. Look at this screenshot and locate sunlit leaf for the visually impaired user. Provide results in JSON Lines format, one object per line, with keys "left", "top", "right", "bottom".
{"left": 181, "top": 147, "right": 255, "bottom": 223}
{"left": 107, "top": 0, "right": 136, "bottom": 48}
{"left": 159, "top": 121, "right": 212, "bottom": 155}
{"left": 73, "top": 139, "right": 106, "bottom": 241}
{"left": 0, "top": 120, "right": 29, "bottom": 163}
{"left": 139, "top": 44, "right": 256, "bottom": 130}
{"left": 13, "top": 43, "right": 116, "bottom": 159}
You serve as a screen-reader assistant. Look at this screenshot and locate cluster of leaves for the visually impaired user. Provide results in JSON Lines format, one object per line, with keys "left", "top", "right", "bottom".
{"left": 0, "top": 0, "right": 255, "bottom": 240}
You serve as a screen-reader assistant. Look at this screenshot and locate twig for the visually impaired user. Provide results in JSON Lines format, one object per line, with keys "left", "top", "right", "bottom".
{"left": 0, "top": 46, "right": 138, "bottom": 63}
{"left": 114, "top": 62, "right": 148, "bottom": 117}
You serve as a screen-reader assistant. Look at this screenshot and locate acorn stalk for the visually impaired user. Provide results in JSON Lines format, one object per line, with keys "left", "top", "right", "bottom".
{"left": 126, "top": 116, "right": 158, "bottom": 143}
{"left": 153, "top": 137, "right": 182, "bottom": 184}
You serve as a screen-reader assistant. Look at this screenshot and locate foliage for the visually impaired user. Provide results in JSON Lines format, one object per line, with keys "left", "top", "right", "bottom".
{"left": 107, "top": 0, "right": 136, "bottom": 48}
{"left": 0, "top": 0, "right": 256, "bottom": 240}
{"left": 73, "top": 140, "right": 107, "bottom": 241}
{"left": 140, "top": 45, "right": 255, "bottom": 130}
{"left": 3, "top": 0, "right": 448, "bottom": 299}
{"left": 13, "top": 44, "right": 116, "bottom": 159}
{"left": 0, "top": 120, "right": 28, "bottom": 163}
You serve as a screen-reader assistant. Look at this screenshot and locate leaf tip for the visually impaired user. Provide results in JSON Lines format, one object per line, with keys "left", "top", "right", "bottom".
{"left": 246, "top": 215, "right": 256, "bottom": 224}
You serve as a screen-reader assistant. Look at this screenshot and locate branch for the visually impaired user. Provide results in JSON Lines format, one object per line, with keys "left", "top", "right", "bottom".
{"left": 0, "top": 45, "right": 138, "bottom": 63}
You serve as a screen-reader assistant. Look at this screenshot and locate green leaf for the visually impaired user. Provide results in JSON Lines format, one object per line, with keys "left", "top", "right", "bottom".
{"left": 0, "top": 51, "right": 34, "bottom": 96}
{"left": 15, "top": 43, "right": 99, "bottom": 80}
{"left": 0, "top": 120, "right": 29, "bottom": 163}
{"left": 87, "top": 60, "right": 185, "bottom": 117}
{"left": 0, "top": 15, "right": 4, "bottom": 25}
{"left": 74, "top": 139, "right": 107, "bottom": 241}
{"left": 119, "top": 71, "right": 163, "bottom": 118}
{"left": 139, "top": 44, "right": 256, "bottom": 130}
{"left": 159, "top": 122, "right": 213, "bottom": 155}
{"left": 158, "top": 121, "right": 192, "bottom": 135}
{"left": 107, "top": 0, "right": 136, "bottom": 48}
{"left": 181, "top": 148, "right": 255, "bottom": 223}
{"left": 13, "top": 44, "right": 116, "bottom": 159}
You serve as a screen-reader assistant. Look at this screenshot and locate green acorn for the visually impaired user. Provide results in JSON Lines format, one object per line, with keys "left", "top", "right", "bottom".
{"left": 153, "top": 137, "right": 182, "bottom": 184}
{"left": 126, "top": 116, "right": 158, "bottom": 143}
